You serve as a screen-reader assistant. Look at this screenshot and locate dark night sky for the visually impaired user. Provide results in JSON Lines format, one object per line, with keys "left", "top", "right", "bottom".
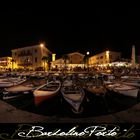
{"left": 0, "top": 6, "right": 140, "bottom": 59}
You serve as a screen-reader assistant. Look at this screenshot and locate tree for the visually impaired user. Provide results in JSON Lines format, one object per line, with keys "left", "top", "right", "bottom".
{"left": 11, "top": 59, "right": 15, "bottom": 71}
{"left": 62, "top": 54, "right": 69, "bottom": 66}
{"left": 62, "top": 54, "right": 69, "bottom": 72}
{"left": 83, "top": 55, "right": 88, "bottom": 67}
{"left": 42, "top": 55, "right": 52, "bottom": 71}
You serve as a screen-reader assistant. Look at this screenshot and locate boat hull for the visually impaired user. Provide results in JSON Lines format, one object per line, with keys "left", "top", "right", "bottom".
{"left": 114, "top": 88, "right": 139, "bottom": 98}
{"left": 61, "top": 84, "right": 85, "bottom": 114}
{"left": 33, "top": 81, "right": 61, "bottom": 106}
{"left": 34, "top": 92, "right": 58, "bottom": 106}
{"left": 105, "top": 83, "right": 139, "bottom": 98}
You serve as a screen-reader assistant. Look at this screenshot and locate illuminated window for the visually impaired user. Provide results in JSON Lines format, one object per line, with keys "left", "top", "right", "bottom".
{"left": 109, "top": 55, "right": 112, "bottom": 59}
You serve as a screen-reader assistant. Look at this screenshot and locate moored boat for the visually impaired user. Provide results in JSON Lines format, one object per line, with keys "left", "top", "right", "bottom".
{"left": 3, "top": 90, "right": 31, "bottom": 100}
{"left": 4, "top": 82, "right": 39, "bottom": 93}
{"left": 0, "top": 77, "right": 26, "bottom": 88}
{"left": 106, "top": 82, "right": 139, "bottom": 98}
{"left": 121, "top": 81, "right": 140, "bottom": 88}
{"left": 61, "top": 80, "right": 85, "bottom": 114}
{"left": 33, "top": 80, "right": 61, "bottom": 106}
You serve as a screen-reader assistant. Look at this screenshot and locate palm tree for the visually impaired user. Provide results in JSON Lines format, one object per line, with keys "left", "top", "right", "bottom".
{"left": 11, "top": 59, "right": 15, "bottom": 71}
{"left": 83, "top": 55, "right": 88, "bottom": 68}
{"left": 42, "top": 55, "right": 52, "bottom": 71}
{"left": 62, "top": 54, "right": 69, "bottom": 66}
{"left": 62, "top": 54, "right": 69, "bottom": 72}
{"left": 46, "top": 55, "right": 52, "bottom": 71}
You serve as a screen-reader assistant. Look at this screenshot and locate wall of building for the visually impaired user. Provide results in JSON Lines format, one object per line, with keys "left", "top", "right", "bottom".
{"left": 12, "top": 44, "right": 51, "bottom": 70}
{"left": 136, "top": 56, "right": 140, "bottom": 64}
{"left": 51, "top": 52, "right": 85, "bottom": 68}
{"left": 0, "top": 57, "right": 12, "bottom": 70}
{"left": 89, "top": 51, "right": 121, "bottom": 65}
{"left": 68, "top": 53, "right": 84, "bottom": 64}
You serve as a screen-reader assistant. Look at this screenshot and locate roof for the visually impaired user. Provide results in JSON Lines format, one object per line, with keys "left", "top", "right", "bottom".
{"left": 0, "top": 56, "right": 12, "bottom": 59}
{"left": 67, "top": 52, "right": 85, "bottom": 56}
{"left": 11, "top": 44, "right": 51, "bottom": 53}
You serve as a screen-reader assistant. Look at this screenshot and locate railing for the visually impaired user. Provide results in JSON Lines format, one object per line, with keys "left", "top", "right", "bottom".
{"left": 18, "top": 53, "right": 32, "bottom": 56}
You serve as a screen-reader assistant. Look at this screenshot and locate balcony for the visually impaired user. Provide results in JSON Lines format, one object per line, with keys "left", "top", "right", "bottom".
{"left": 18, "top": 52, "right": 33, "bottom": 57}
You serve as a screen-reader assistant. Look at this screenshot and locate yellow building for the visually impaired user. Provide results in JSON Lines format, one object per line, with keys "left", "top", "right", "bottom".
{"left": 0, "top": 57, "right": 12, "bottom": 70}
{"left": 89, "top": 51, "right": 121, "bottom": 66}
{"left": 11, "top": 44, "right": 51, "bottom": 70}
{"left": 51, "top": 52, "right": 85, "bottom": 68}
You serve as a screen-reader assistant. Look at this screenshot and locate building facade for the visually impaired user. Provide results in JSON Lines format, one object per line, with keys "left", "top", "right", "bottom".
{"left": 11, "top": 44, "right": 51, "bottom": 70}
{"left": 0, "top": 57, "right": 12, "bottom": 70}
{"left": 89, "top": 51, "right": 121, "bottom": 66}
{"left": 136, "top": 55, "right": 140, "bottom": 63}
{"left": 51, "top": 52, "right": 85, "bottom": 69}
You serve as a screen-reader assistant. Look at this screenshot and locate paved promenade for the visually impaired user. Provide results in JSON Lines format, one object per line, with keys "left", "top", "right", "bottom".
{"left": 0, "top": 100, "right": 140, "bottom": 123}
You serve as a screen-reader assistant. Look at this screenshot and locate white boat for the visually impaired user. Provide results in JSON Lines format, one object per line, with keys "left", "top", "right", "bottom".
{"left": 33, "top": 80, "right": 61, "bottom": 106}
{"left": 122, "top": 81, "right": 140, "bottom": 88}
{"left": 4, "top": 77, "right": 49, "bottom": 93}
{"left": 78, "top": 74, "right": 89, "bottom": 80}
{"left": 0, "top": 74, "right": 7, "bottom": 78}
{"left": 5, "top": 83, "right": 37, "bottom": 93}
{"left": 129, "top": 76, "right": 140, "bottom": 80}
{"left": 106, "top": 83, "right": 139, "bottom": 98}
{"left": 61, "top": 80, "right": 85, "bottom": 114}
{"left": 3, "top": 91, "right": 30, "bottom": 100}
{"left": 105, "top": 83, "right": 121, "bottom": 91}
{"left": 0, "top": 77, "right": 26, "bottom": 88}
{"left": 121, "top": 75, "right": 130, "bottom": 80}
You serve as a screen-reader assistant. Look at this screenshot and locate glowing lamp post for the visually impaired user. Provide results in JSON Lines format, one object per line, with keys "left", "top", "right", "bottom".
{"left": 106, "top": 50, "right": 110, "bottom": 63}
{"left": 86, "top": 51, "right": 90, "bottom": 55}
{"left": 86, "top": 51, "right": 90, "bottom": 70}
{"left": 40, "top": 43, "right": 44, "bottom": 47}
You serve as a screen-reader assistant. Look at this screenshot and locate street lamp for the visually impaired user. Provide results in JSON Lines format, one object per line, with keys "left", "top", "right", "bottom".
{"left": 40, "top": 43, "right": 44, "bottom": 48}
{"left": 106, "top": 50, "right": 110, "bottom": 63}
{"left": 86, "top": 51, "right": 90, "bottom": 71}
{"left": 86, "top": 51, "right": 90, "bottom": 55}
